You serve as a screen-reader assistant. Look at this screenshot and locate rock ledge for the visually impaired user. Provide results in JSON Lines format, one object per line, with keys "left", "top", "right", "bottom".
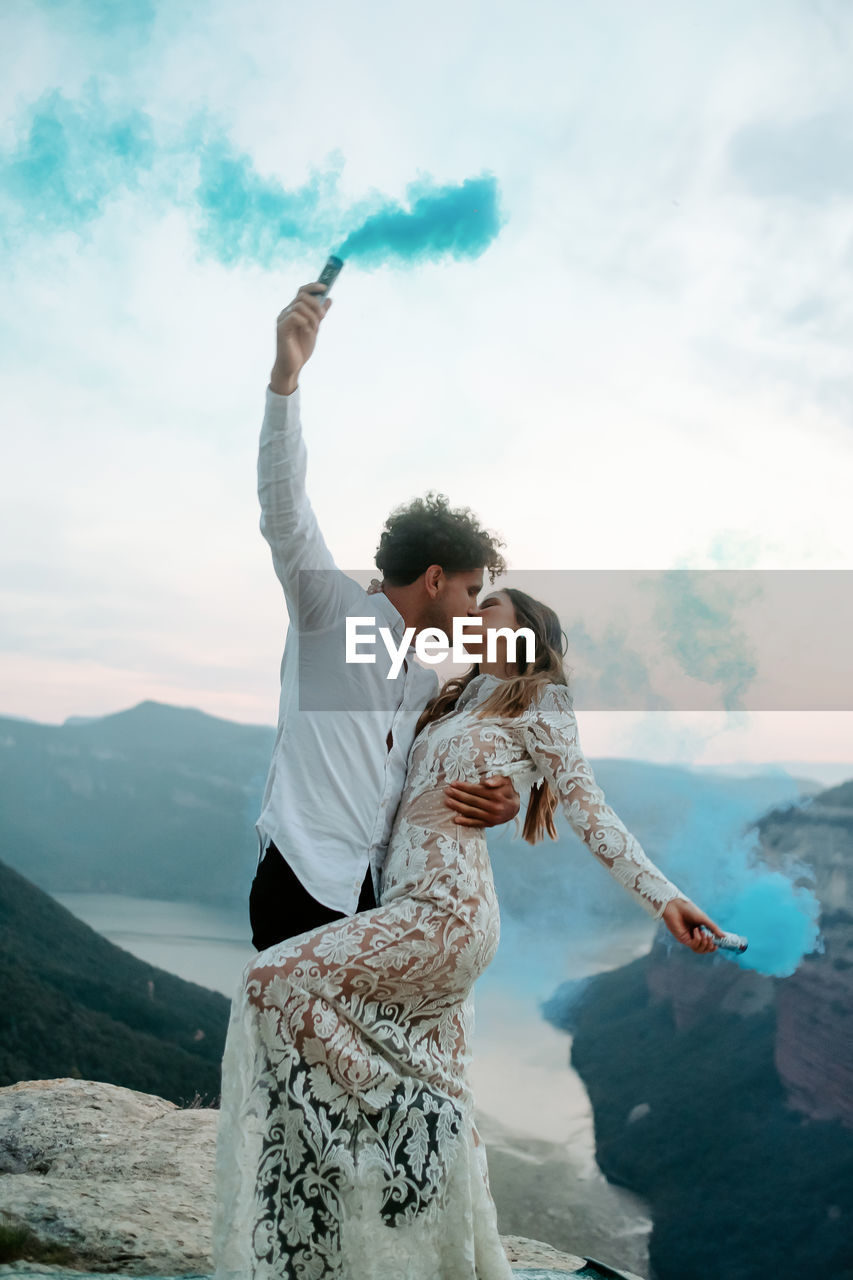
{"left": 0, "top": 1079, "right": 643, "bottom": 1279}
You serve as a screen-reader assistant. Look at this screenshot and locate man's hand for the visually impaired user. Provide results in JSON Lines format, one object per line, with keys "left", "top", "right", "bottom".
{"left": 444, "top": 776, "right": 520, "bottom": 828}
{"left": 662, "top": 898, "right": 726, "bottom": 954}
{"left": 270, "top": 283, "right": 332, "bottom": 395}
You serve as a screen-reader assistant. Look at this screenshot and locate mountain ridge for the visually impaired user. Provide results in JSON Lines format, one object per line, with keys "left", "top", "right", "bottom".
{"left": 0, "top": 700, "right": 831, "bottom": 910}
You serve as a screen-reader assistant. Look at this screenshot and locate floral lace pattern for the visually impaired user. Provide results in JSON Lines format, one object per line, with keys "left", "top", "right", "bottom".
{"left": 212, "top": 675, "right": 689, "bottom": 1279}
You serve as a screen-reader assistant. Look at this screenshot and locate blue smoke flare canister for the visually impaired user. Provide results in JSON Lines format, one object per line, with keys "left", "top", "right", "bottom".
{"left": 703, "top": 928, "right": 748, "bottom": 952}
{"left": 315, "top": 254, "right": 344, "bottom": 302}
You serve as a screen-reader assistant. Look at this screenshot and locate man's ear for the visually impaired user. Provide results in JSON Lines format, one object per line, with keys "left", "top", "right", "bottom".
{"left": 423, "top": 564, "right": 444, "bottom": 598}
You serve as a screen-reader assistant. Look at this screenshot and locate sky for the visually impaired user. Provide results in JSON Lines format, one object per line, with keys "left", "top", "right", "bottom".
{"left": 2, "top": 0, "right": 852, "bottom": 772}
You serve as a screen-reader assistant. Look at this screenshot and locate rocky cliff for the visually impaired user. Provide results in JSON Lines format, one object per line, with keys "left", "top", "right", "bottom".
{"left": 0, "top": 1080, "right": 214, "bottom": 1275}
{"left": 0, "top": 1078, "right": 643, "bottom": 1279}
{"left": 544, "top": 779, "right": 853, "bottom": 1280}
{"left": 756, "top": 779, "right": 853, "bottom": 1130}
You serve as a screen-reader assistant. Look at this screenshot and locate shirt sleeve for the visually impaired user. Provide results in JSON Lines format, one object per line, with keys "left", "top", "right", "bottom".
{"left": 522, "top": 683, "right": 693, "bottom": 920}
{"left": 257, "top": 385, "right": 363, "bottom": 630}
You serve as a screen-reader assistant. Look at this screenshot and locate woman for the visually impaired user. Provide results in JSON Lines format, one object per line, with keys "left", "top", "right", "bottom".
{"left": 212, "top": 586, "right": 723, "bottom": 1280}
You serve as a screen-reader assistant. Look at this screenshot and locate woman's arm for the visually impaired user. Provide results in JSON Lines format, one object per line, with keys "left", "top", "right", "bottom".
{"left": 522, "top": 683, "right": 696, "bottom": 921}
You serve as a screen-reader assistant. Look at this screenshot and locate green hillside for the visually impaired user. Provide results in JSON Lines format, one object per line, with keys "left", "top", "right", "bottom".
{"left": 0, "top": 701, "right": 275, "bottom": 904}
{"left": 0, "top": 858, "right": 232, "bottom": 1106}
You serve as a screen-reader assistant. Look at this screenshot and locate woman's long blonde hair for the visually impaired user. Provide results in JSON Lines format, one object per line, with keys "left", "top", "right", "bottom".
{"left": 414, "top": 587, "right": 572, "bottom": 845}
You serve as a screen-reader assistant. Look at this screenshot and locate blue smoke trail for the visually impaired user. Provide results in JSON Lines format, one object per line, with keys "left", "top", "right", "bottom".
{"left": 562, "top": 614, "right": 671, "bottom": 711}
{"left": 688, "top": 860, "right": 823, "bottom": 977}
{"left": 194, "top": 141, "right": 504, "bottom": 268}
{"left": 485, "top": 765, "right": 824, "bottom": 994}
{"left": 634, "top": 783, "right": 823, "bottom": 978}
{"left": 0, "top": 87, "right": 156, "bottom": 241}
{"left": 0, "top": 88, "right": 505, "bottom": 269}
{"left": 651, "top": 569, "right": 760, "bottom": 712}
{"left": 334, "top": 174, "right": 504, "bottom": 266}
{"left": 193, "top": 139, "right": 344, "bottom": 266}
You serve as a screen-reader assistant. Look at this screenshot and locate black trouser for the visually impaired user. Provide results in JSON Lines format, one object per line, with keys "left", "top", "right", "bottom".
{"left": 249, "top": 839, "right": 377, "bottom": 951}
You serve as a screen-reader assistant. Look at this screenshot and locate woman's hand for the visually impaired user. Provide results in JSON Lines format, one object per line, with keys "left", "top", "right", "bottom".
{"left": 270, "top": 283, "right": 332, "bottom": 395}
{"left": 661, "top": 898, "right": 726, "bottom": 954}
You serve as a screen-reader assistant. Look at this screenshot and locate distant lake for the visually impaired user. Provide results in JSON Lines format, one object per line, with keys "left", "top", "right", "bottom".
{"left": 51, "top": 891, "right": 256, "bottom": 998}
{"left": 50, "top": 890, "right": 654, "bottom": 1147}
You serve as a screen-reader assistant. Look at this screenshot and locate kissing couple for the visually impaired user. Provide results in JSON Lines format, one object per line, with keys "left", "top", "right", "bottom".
{"left": 212, "top": 279, "right": 724, "bottom": 1280}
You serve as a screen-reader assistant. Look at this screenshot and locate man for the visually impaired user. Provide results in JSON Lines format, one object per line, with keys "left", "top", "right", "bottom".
{"left": 249, "top": 280, "right": 520, "bottom": 949}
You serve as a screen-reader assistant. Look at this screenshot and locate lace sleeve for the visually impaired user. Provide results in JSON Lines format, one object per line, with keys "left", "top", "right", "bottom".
{"left": 522, "top": 684, "right": 692, "bottom": 920}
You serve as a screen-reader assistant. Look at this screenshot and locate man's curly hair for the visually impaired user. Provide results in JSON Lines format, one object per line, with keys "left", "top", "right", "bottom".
{"left": 375, "top": 492, "right": 506, "bottom": 587}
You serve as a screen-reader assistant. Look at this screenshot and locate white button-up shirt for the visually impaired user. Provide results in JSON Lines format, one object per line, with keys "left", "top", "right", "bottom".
{"left": 254, "top": 385, "right": 440, "bottom": 915}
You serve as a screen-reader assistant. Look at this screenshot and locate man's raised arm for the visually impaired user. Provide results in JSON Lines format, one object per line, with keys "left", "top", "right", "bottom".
{"left": 269, "top": 281, "right": 330, "bottom": 398}
{"left": 259, "top": 282, "right": 356, "bottom": 628}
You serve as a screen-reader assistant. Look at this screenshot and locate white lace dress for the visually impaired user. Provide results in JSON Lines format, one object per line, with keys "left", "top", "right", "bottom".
{"left": 212, "top": 676, "right": 690, "bottom": 1280}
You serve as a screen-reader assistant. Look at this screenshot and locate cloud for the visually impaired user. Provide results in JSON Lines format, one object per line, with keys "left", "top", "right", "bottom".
{"left": 37, "top": 0, "right": 156, "bottom": 37}
{"left": 728, "top": 110, "right": 853, "bottom": 201}
{"left": 4, "top": 0, "right": 853, "bottom": 736}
